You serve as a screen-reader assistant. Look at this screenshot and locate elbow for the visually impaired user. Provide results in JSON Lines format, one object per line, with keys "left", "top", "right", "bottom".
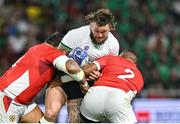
{"left": 66, "top": 59, "right": 81, "bottom": 74}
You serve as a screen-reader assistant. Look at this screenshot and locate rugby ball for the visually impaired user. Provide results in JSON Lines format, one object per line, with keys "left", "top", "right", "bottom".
{"left": 68, "top": 47, "right": 89, "bottom": 67}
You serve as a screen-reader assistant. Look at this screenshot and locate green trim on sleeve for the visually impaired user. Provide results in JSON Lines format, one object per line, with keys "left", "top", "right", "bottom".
{"left": 60, "top": 42, "right": 72, "bottom": 51}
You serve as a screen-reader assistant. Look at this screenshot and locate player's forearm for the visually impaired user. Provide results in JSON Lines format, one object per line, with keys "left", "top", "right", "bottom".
{"left": 53, "top": 55, "right": 86, "bottom": 82}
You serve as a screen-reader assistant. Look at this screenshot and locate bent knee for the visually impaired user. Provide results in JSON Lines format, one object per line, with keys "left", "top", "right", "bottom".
{"left": 45, "top": 104, "right": 61, "bottom": 121}
{"left": 45, "top": 110, "right": 57, "bottom": 120}
{"left": 45, "top": 101, "right": 64, "bottom": 114}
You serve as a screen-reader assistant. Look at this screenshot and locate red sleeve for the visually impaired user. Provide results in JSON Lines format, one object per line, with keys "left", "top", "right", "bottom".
{"left": 95, "top": 55, "right": 110, "bottom": 70}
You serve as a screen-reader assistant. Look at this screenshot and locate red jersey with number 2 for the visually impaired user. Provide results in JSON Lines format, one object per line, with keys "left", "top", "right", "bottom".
{"left": 94, "top": 55, "right": 144, "bottom": 93}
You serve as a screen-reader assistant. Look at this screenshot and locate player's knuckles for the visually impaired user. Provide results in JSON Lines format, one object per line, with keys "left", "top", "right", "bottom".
{"left": 93, "top": 70, "right": 101, "bottom": 75}
{"left": 88, "top": 76, "right": 95, "bottom": 80}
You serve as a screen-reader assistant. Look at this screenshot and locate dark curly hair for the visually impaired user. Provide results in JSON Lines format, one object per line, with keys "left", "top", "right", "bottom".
{"left": 85, "top": 8, "right": 117, "bottom": 31}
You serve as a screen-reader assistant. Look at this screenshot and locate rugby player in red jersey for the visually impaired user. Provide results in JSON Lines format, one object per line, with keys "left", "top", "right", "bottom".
{"left": 80, "top": 50, "right": 144, "bottom": 123}
{"left": 0, "top": 32, "right": 87, "bottom": 123}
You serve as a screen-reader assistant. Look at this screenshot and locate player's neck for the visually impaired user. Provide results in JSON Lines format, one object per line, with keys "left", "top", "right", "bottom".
{"left": 44, "top": 42, "right": 55, "bottom": 48}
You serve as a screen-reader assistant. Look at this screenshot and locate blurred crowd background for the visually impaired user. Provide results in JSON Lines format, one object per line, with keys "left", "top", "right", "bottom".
{"left": 0, "top": 0, "right": 180, "bottom": 101}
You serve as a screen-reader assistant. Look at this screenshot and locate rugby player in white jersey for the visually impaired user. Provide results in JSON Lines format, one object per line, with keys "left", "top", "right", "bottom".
{"left": 0, "top": 32, "right": 87, "bottom": 123}
{"left": 43, "top": 8, "right": 120, "bottom": 123}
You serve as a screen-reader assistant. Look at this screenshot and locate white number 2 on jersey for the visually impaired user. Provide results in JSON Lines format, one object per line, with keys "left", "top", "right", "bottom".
{"left": 117, "top": 69, "right": 135, "bottom": 82}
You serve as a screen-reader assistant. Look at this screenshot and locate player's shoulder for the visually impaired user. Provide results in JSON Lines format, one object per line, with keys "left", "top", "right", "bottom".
{"left": 106, "top": 34, "right": 119, "bottom": 48}
{"left": 108, "top": 32, "right": 118, "bottom": 41}
{"left": 28, "top": 43, "right": 45, "bottom": 51}
{"left": 101, "top": 55, "right": 115, "bottom": 60}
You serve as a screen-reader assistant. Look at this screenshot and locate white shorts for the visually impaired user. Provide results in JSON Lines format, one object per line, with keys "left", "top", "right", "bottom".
{"left": 80, "top": 86, "right": 137, "bottom": 123}
{"left": 0, "top": 91, "right": 37, "bottom": 123}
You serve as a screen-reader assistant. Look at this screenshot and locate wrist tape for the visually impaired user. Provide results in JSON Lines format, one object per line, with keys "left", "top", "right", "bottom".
{"left": 70, "top": 69, "right": 84, "bottom": 82}
{"left": 53, "top": 55, "right": 84, "bottom": 82}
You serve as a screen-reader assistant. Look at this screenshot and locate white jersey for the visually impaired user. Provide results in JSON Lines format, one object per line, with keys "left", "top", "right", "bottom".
{"left": 60, "top": 25, "right": 119, "bottom": 62}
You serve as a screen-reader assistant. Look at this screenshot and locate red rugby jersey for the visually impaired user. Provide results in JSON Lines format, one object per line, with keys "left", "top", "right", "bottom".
{"left": 0, "top": 43, "right": 64, "bottom": 104}
{"left": 94, "top": 55, "right": 144, "bottom": 93}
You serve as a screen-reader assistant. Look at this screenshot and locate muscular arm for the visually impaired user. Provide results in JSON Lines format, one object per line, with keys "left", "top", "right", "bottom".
{"left": 54, "top": 56, "right": 86, "bottom": 84}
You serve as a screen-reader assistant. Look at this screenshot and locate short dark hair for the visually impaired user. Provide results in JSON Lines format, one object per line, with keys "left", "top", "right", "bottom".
{"left": 45, "top": 32, "right": 63, "bottom": 47}
{"left": 85, "top": 8, "right": 116, "bottom": 30}
{"left": 120, "top": 49, "right": 138, "bottom": 63}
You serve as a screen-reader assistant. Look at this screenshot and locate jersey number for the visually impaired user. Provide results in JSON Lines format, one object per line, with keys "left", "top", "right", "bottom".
{"left": 117, "top": 69, "right": 135, "bottom": 82}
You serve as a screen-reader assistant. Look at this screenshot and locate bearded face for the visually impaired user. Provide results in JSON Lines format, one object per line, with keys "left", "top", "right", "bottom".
{"left": 90, "top": 22, "right": 111, "bottom": 45}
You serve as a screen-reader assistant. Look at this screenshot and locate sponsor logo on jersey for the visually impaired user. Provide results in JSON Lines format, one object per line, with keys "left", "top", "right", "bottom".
{"left": 84, "top": 46, "right": 89, "bottom": 51}
{"left": 9, "top": 115, "right": 16, "bottom": 122}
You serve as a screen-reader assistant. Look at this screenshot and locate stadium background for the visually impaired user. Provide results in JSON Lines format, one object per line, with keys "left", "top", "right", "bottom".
{"left": 0, "top": 0, "right": 179, "bottom": 123}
